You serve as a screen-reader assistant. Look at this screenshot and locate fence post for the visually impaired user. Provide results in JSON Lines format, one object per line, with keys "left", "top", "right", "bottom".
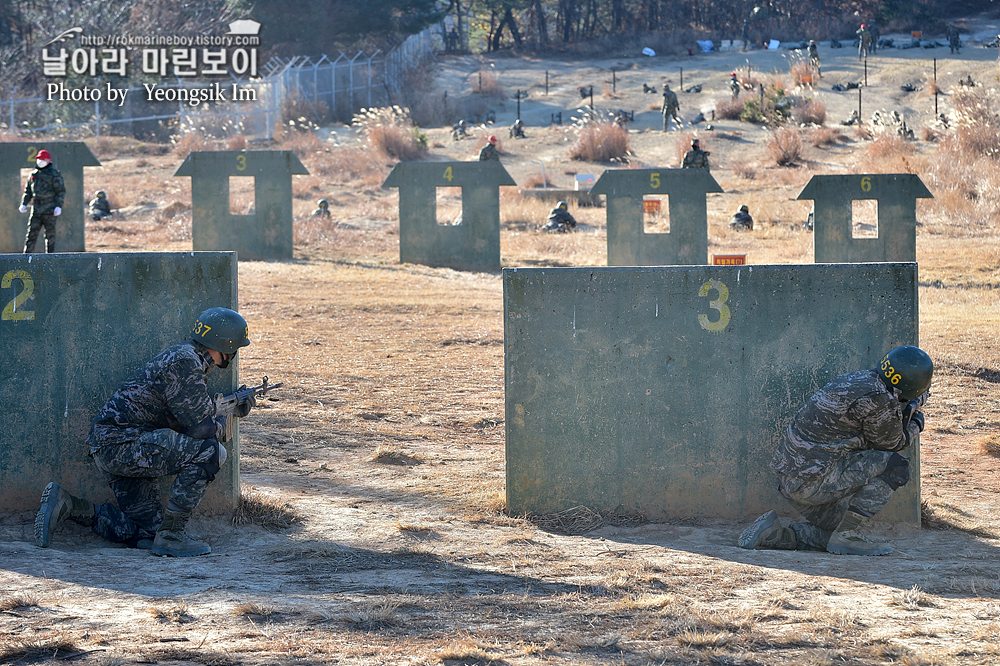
{"left": 10, "top": 86, "right": 16, "bottom": 135}
{"left": 367, "top": 51, "right": 379, "bottom": 110}
{"left": 349, "top": 50, "right": 363, "bottom": 117}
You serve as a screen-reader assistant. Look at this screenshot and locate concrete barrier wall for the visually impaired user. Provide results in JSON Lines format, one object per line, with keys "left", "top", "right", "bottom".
{"left": 504, "top": 263, "right": 920, "bottom": 524}
{"left": 591, "top": 168, "right": 721, "bottom": 266}
{"left": 798, "top": 174, "right": 932, "bottom": 263}
{"left": 175, "top": 151, "right": 308, "bottom": 261}
{"left": 0, "top": 252, "right": 239, "bottom": 513}
{"left": 383, "top": 161, "right": 515, "bottom": 272}
{"left": 0, "top": 142, "right": 101, "bottom": 253}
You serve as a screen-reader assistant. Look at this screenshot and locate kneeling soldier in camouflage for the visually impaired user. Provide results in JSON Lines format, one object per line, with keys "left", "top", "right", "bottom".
{"left": 739, "top": 346, "right": 932, "bottom": 556}
{"left": 35, "top": 308, "right": 255, "bottom": 557}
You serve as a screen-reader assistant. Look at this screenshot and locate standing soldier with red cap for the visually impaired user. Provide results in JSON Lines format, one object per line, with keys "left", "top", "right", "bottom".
{"left": 478, "top": 135, "right": 501, "bottom": 161}
{"left": 19, "top": 148, "right": 65, "bottom": 253}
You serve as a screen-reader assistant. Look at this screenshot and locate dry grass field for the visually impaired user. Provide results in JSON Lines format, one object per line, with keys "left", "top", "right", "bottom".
{"left": 2, "top": 23, "right": 1000, "bottom": 666}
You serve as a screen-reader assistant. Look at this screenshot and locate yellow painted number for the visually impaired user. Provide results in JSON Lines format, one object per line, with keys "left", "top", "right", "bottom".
{"left": 193, "top": 320, "right": 212, "bottom": 337}
{"left": 698, "top": 279, "right": 730, "bottom": 333}
{"left": 236, "top": 154, "right": 247, "bottom": 171}
{"left": 881, "top": 358, "right": 902, "bottom": 385}
{"left": 2, "top": 270, "right": 35, "bottom": 321}
{"left": 27, "top": 146, "right": 38, "bottom": 162}
{"left": 861, "top": 175, "right": 872, "bottom": 192}
{"left": 650, "top": 172, "right": 661, "bottom": 189}
{"left": 443, "top": 166, "right": 454, "bottom": 182}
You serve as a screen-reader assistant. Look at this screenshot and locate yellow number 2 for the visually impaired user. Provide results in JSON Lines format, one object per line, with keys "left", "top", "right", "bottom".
{"left": 443, "top": 166, "right": 453, "bottom": 182}
{"left": 697, "top": 279, "right": 730, "bottom": 333}
{"left": 2, "top": 270, "right": 35, "bottom": 321}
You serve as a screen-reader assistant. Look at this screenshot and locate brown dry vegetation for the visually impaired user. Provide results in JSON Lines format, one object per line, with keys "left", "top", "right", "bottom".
{"left": 2, "top": 40, "right": 1000, "bottom": 666}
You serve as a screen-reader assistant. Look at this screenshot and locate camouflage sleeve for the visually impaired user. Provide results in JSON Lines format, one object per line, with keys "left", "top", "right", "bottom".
{"left": 162, "top": 357, "right": 216, "bottom": 433}
{"left": 53, "top": 171, "right": 66, "bottom": 208}
{"left": 858, "top": 393, "right": 907, "bottom": 452}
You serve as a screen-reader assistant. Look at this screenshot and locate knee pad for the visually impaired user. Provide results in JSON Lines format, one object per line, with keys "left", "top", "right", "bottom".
{"left": 193, "top": 438, "right": 222, "bottom": 482}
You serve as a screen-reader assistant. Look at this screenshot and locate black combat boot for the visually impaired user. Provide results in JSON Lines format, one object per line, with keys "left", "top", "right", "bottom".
{"left": 35, "top": 482, "right": 94, "bottom": 548}
{"left": 738, "top": 510, "right": 797, "bottom": 550}
{"left": 826, "top": 510, "right": 892, "bottom": 556}
{"left": 152, "top": 509, "right": 211, "bottom": 557}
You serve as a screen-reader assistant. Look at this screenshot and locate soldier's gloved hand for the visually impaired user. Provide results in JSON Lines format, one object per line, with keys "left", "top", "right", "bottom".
{"left": 877, "top": 452, "right": 910, "bottom": 490}
{"left": 234, "top": 385, "right": 256, "bottom": 418}
{"left": 19, "top": 204, "right": 27, "bottom": 213}
{"left": 53, "top": 207, "right": 61, "bottom": 216}
{"left": 910, "top": 410, "right": 925, "bottom": 432}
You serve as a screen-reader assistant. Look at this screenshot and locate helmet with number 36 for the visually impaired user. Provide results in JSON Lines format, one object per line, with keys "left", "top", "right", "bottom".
{"left": 877, "top": 345, "right": 933, "bottom": 401}
{"left": 191, "top": 307, "right": 251, "bottom": 355}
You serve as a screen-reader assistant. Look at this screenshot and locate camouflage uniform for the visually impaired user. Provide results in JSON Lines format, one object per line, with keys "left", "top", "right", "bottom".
{"left": 478, "top": 142, "right": 500, "bottom": 161}
{"left": 311, "top": 206, "right": 331, "bottom": 218}
{"left": 86, "top": 341, "right": 228, "bottom": 546}
{"left": 946, "top": 25, "right": 960, "bottom": 54}
{"left": 681, "top": 147, "right": 710, "bottom": 169}
{"left": 730, "top": 210, "right": 753, "bottom": 230}
{"left": 89, "top": 195, "right": 112, "bottom": 221}
{"left": 808, "top": 42, "right": 821, "bottom": 76}
{"left": 542, "top": 207, "right": 577, "bottom": 233}
{"left": 661, "top": 88, "right": 681, "bottom": 131}
{"left": 21, "top": 163, "right": 65, "bottom": 253}
{"left": 730, "top": 75, "right": 740, "bottom": 99}
{"left": 769, "top": 369, "right": 919, "bottom": 550}
{"left": 857, "top": 26, "right": 872, "bottom": 60}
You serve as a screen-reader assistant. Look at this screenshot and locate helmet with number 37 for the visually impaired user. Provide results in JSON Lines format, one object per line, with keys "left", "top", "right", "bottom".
{"left": 191, "top": 307, "right": 251, "bottom": 355}
{"left": 878, "top": 345, "right": 933, "bottom": 401}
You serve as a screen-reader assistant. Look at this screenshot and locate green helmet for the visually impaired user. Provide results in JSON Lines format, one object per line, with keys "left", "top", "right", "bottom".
{"left": 558, "top": 201, "right": 568, "bottom": 211}
{"left": 739, "top": 205, "right": 749, "bottom": 213}
{"left": 317, "top": 199, "right": 328, "bottom": 208}
{"left": 191, "top": 307, "right": 250, "bottom": 355}
{"left": 96, "top": 190, "right": 106, "bottom": 198}
{"left": 877, "top": 345, "right": 933, "bottom": 400}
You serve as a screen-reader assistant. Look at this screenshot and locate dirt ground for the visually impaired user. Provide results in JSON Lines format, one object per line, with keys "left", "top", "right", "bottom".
{"left": 3, "top": 17, "right": 1000, "bottom": 666}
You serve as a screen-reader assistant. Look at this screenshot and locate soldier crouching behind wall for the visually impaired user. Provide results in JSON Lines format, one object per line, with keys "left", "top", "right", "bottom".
{"left": 35, "top": 308, "right": 258, "bottom": 557}
{"left": 739, "top": 346, "right": 932, "bottom": 556}
{"left": 542, "top": 201, "right": 577, "bottom": 233}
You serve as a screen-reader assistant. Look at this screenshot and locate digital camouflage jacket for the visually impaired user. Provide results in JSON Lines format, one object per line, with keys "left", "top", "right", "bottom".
{"left": 21, "top": 164, "right": 66, "bottom": 214}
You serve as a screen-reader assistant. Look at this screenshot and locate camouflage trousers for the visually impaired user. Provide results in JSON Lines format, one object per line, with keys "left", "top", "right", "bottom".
{"left": 777, "top": 449, "right": 896, "bottom": 551}
{"left": 91, "top": 429, "right": 218, "bottom": 546}
{"left": 662, "top": 109, "right": 681, "bottom": 131}
{"left": 24, "top": 212, "right": 56, "bottom": 253}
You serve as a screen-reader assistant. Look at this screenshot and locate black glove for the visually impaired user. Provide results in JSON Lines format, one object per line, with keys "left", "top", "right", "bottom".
{"left": 878, "top": 452, "right": 910, "bottom": 490}
{"left": 909, "top": 410, "right": 925, "bottom": 432}
{"left": 234, "top": 385, "right": 256, "bottom": 418}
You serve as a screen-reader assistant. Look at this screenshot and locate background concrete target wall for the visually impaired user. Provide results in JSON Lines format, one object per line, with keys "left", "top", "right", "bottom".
{"left": 175, "top": 151, "right": 308, "bottom": 261}
{"left": 0, "top": 252, "right": 240, "bottom": 514}
{"left": 383, "top": 161, "right": 515, "bottom": 272}
{"left": 0, "top": 142, "right": 101, "bottom": 253}
{"left": 798, "top": 174, "right": 933, "bottom": 263}
{"left": 590, "top": 168, "right": 721, "bottom": 266}
{"left": 504, "top": 263, "right": 920, "bottom": 524}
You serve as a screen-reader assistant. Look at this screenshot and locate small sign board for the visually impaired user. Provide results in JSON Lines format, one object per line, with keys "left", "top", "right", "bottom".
{"left": 911, "top": 31, "right": 922, "bottom": 38}
{"left": 801, "top": 74, "right": 813, "bottom": 85}
{"left": 713, "top": 254, "right": 746, "bottom": 265}
{"left": 575, "top": 174, "right": 595, "bottom": 191}
{"left": 643, "top": 199, "right": 661, "bottom": 214}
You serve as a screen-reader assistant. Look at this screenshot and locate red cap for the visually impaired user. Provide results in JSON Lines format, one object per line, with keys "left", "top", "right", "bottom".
{"left": 36, "top": 149, "right": 51, "bottom": 161}
{"left": 488, "top": 135, "right": 497, "bottom": 144}
{"left": 731, "top": 72, "right": 736, "bottom": 76}
{"left": 861, "top": 24, "right": 866, "bottom": 28}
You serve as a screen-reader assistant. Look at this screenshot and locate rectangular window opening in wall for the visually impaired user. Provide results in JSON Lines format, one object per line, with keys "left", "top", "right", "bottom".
{"left": 852, "top": 199, "right": 878, "bottom": 239}
{"left": 229, "top": 176, "right": 255, "bottom": 215}
{"left": 643, "top": 196, "right": 670, "bottom": 234}
{"left": 436, "top": 186, "right": 463, "bottom": 226}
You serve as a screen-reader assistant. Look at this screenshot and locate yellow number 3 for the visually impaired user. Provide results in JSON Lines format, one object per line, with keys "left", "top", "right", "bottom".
{"left": 236, "top": 154, "right": 247, "bottom": 171}
{"left": 698, "top": 279, "right": 731, "bottom": 333}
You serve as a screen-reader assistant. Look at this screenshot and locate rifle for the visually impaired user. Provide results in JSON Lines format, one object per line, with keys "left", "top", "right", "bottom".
{"left": 214, "top": 376, "right": 283, "bottom": 441}
{"left": 902, "top": 390, "right": 929, "bottom": 429}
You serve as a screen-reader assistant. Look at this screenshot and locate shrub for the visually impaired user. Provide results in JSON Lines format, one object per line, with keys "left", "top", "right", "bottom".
{"left": 715, "top": 94, "right": 745, "bottom": 121}
{"left": 789, "top": 56, "right": 819, "bottom": 87}
{"left": 472, "top": 68, "right": 504, "bottom": 99}
{"left": 568, "top": 113, "right": 630, "bottom": 162}
{"left": 281, "top": 92, "right": 331, "bottom": 126}
{"left": 740, "top": 83, "right": 792, "bottom": 125}
{"left": 795, "top": 99, "right": 827, "bottom": 126}
{"left": 810, "top": 126, "right": 839, "bottom": 147}
{"left": 523, "top": 172, "right": 554, "bottom": 188}
{"left": 732, "top": 161, "right": 757, "bottom": 179}
{"left": 171, "top": 130, "right": 210, "bottom": 157}
{"left": 352, "top": 106, "right": 427, "bottom": 162}
{"left": 767, "top": 128, "right": 802, "bottom": 166}
{"left": 227, "top": 134, "right": 247, "bottom": 151}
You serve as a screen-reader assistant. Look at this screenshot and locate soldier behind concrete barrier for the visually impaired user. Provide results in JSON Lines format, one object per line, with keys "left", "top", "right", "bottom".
{"left": 661, "top": 85, "right": 682, "bottom": 131}
{"left": 19, "top": 149, "right": 65, "bottom": 253}
{"left": 739, "top": 345, "right": 933, "bottom": 556}
{"left": 35, "top": 308, "right": 256, "bottom": 557}
{"left": 478, "top": 135, "right": 501, "bottom": 161}
{"left": 541, "top": 201, "right": 577, "bottom": 233}
{"left": 89, "top": 190, "right": 112, "bottom": 221}
{"left": 312, "top": 198, "right": 331, "bottom": 217}
{"left": 509, "top": 119, "right": 526, "bottom": 139}
{"left": 730, "top": 204, "right": 753, "bottom": 230}
{"left": 681, "top": 138, "right": 710, "bottom": 169}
